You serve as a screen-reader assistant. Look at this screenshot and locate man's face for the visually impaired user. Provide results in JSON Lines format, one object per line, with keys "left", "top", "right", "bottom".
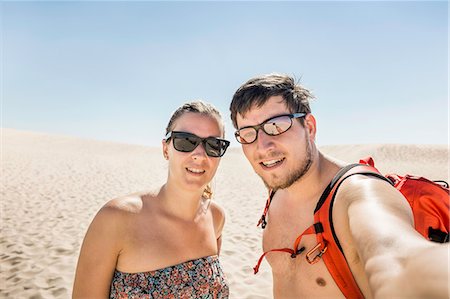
{"left": 235, "top": 96, "right": 314, "bottom": 190}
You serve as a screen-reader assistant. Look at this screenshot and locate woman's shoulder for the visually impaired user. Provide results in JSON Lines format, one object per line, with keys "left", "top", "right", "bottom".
{"left": 98, "top": 190, "right": 158, "bottom": 219}
{"left": 209, "top": 201, "right": 226, "bottom": 235}
{"left": 209, "top": 201, "right": 225, "bottom": 218}
{"left": 83, "top": 191, "right": 160, "bottom": 249}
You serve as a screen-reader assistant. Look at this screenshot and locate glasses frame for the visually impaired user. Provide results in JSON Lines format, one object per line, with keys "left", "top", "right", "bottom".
{"left": 234, "top": 112, "right": 306, "bottom": 144}
{"left": 165, "top": 131, "right": 230, "bottom": 157}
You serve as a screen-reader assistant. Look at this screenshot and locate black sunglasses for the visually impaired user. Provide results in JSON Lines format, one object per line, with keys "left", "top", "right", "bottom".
{"left": 165, "top": 131, "right": 230, "bottom": 157}
{"left": 235, "top": 113, "right": 306, "bottom": 144}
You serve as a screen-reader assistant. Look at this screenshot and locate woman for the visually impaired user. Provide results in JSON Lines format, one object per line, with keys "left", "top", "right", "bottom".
{"left": 73, "top": 101, "right": 230, "bottom": 298}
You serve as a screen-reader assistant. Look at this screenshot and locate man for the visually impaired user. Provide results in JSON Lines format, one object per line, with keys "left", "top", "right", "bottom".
{"left": 229, "top": 73, "right": 448, "bottom": 299}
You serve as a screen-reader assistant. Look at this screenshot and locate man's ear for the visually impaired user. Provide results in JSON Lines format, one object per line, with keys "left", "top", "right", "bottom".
{"left": 304, "top": 114, "right": 317, "bottom": 141}
{"left": 162, "top": 139, "right": 169, "bottom": 160}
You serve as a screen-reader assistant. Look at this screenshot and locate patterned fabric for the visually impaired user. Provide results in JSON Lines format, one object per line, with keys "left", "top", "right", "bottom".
{"left": 110, "top": 255, "right": 229, "bottom": 299}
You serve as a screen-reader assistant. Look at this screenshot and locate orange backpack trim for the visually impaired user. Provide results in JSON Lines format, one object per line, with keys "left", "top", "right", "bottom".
{"left": 310, "top": 163, "right": 387, "bottom": 299}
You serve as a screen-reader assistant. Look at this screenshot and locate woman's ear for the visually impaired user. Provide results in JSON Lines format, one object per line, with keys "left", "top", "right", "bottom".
{"left": 304, "top": 114, "right": 317, "bottom": 142}
{"left": 162, "top": 139, "right": 169, "bottom": 160}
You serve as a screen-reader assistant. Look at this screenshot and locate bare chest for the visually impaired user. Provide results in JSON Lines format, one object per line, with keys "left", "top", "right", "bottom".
{"left": 117, "top": 216, "right": 217, "bottom": 272}
{"left": 262, "top": 203, "right": 345, "bottom": 298}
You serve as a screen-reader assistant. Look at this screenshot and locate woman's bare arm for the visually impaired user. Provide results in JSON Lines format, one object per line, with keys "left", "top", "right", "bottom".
{"left": 210, "top": 202, "right": 226, "bottom": 256}
{"left": 73, "top": 203, "right": 124, "bottom": 298}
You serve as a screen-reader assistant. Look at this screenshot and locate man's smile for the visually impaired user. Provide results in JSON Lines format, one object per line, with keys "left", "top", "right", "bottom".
{"left": 260, "top": 158, "right": 285, "bottom": 169}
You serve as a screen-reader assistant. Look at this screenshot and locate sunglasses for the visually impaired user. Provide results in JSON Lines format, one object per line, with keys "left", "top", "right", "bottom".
{"left": 165, "top": 131, "right": 230, "bottom": 157}
{"left": 235, "top": 113, "right": 306, "bottom": 144}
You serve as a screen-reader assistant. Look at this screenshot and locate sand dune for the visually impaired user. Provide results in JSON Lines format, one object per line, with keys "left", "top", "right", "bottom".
{"left": 1, "top": 128, "right": 448, "bottom": 298}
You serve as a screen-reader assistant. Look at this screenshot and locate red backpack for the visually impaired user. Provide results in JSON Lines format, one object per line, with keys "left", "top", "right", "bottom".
{"left": 253, "top": 157, "right": 449, "bottom": 298}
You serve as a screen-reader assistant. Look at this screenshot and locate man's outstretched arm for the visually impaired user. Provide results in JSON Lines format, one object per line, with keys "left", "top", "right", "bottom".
{"left": 339, "top": 176, "right": 449, "bottom": 299}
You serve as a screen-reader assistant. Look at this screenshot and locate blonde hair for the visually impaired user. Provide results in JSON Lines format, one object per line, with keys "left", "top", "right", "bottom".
{"left": 165, "top": 100, "right": 225, "bottom": 137}
{"left": 203, "top": 184, "right": 213, "bottom": 200}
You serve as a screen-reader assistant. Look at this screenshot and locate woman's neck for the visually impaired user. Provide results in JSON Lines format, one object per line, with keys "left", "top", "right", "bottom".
{"left": 158, "top": 181, "right": 208, "bottom": 222}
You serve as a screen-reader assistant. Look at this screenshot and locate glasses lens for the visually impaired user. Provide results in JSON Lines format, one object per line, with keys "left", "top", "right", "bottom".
{"left": 236, "top": 128, "right": 257, "bottom": 144}
{"left": 172, "top": 134, "right": 200, "bottom": 152}
{"left": 205, "top": 138, "right": 222, "bottom": 157}
{"left": 205, "top": 138, "right": 229, "bottom": 157}
{"left": 263, "top": 115, "right": 292, "bottom": 136}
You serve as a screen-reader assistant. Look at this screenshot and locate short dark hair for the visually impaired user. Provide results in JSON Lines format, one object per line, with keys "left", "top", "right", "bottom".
{"left": 230, "top": 73, "right": 314, "bottom": 128}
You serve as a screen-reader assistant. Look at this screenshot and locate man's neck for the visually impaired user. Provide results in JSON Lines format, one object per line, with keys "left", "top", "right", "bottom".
{"left": 281, "top": 151, "right": 342, "bottom": 204}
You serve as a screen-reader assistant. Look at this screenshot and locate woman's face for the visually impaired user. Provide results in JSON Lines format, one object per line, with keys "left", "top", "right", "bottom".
{"left": 163, "top": 112, "right": 224, "bottom": 193}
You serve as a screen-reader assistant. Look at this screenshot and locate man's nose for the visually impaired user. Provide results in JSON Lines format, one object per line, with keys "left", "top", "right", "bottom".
{"left": 255, "top": 128, "right": 275, "bottom": 151}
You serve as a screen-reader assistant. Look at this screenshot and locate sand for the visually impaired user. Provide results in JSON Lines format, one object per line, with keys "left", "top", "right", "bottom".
{"left": 1, "top": 128, "right": 448, "bottom": 298}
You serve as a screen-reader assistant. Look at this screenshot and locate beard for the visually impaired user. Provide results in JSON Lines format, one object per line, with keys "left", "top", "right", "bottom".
{"left": 260, "top": 136, "right": 313, "bottom": 191}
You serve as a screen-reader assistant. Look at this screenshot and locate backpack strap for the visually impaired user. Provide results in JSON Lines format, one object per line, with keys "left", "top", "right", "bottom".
{"left": 314, "top": 160, "right": 392, "bottom": 299}
{"left": 253, "top": 224, "right": 317, "bottom": 274}
{"left": 257, "top": 189, "right": 276, "bottom": 229}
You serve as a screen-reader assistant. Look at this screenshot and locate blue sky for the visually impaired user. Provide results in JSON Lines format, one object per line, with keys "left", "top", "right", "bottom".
{"left": 2, "top": 1, "right": 448, "bottom": 147}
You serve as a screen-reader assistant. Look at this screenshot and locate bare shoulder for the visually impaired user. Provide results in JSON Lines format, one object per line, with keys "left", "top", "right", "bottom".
{"left": 95, "top": 191, "right": 156, "bottom": 225}
{"left": 104, "top": 194, "right": 144, "bottom": 213}
{"left": 209, "top": 201, "right": 226, "bottom": 236}
{"left": 338, "top": 174, "right": 411, "bottom": 212}
{"left": 210, "top": 201, "right": 226, "bottom": 221}
{"left": 334, "top": 173, "right": 416, "bottom": 245}
{"left": 74, "top": 193, "right": 154, "bottom": 297}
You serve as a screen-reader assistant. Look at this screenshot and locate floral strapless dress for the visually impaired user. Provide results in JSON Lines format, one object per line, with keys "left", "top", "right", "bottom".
{"left": 109, "top": 255, "right": 229, "bottom": 299}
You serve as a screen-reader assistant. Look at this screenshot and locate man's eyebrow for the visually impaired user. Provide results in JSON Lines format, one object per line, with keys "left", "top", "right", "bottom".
{"left": 237, "top": 113, "right": 290, "bottom": 130}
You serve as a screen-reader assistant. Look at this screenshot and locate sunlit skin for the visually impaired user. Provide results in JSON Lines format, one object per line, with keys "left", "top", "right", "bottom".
{"left": 235, "top": 95, "right": 447, "bottom": 299}
{"left": 73, "top": 113, "right": 226, "bottom": 298}
{"left": 163, "top": 112, "right": 223, "bottom": 197}
{"left": 236, "top": 97, "right": 315, "bottom": 191}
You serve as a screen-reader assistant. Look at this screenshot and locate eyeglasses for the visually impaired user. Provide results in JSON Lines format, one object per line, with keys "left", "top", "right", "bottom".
{"left": 165, "top": 131, "right": 230, "bottom": 157}
{"left": 235, "top": 113, "right": 306, "bottom": 144}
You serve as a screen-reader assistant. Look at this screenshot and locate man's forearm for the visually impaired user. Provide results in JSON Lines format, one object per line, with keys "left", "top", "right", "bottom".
{"left": 370, "top": 244, "right": 449, "bottom": 299}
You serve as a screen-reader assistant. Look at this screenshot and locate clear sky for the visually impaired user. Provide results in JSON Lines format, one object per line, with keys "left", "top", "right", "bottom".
{"left": 2, "top": 1, "right": 448, "bottom": 147}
